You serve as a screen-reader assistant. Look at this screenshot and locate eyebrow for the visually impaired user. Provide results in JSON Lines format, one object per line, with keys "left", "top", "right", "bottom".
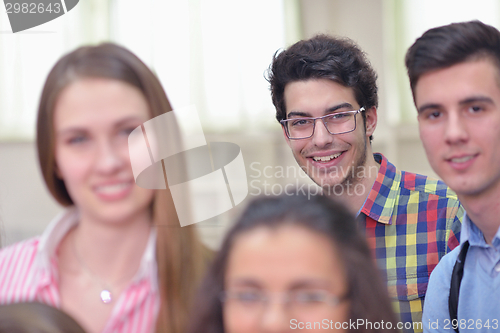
{"left": 417, "top": 103, "right": 440, "bottom": 114}
{"left": 114, "top": 116, "right": 145, "bottom": 128}
{"left": 288, "top": 279, "right": 331, "bottom": 290}
{"left": 287, "top": 102, "right": 355, "bottom": 118}
{"left": 459, "top": 96, "right": 495, "bottom": 106}
{"left": 57, "top": 116, "right": 144, "bottom": 135}
{"left": 226, "top": 278, "right": 262, "bottom": 288}
{"left": 226, "top": 278, "right": 331, "bottom": 290}
{"left": 417, "top": 96, "right": 495, "bottom": 113}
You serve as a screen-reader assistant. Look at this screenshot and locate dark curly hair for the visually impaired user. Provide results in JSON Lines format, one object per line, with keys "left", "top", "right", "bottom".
{"left": 267, "top": 34, "right": 378, "bottom": 142}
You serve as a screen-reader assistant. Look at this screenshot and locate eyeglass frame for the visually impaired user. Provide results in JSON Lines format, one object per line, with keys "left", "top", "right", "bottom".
{"left": 219, "top": 289, "right": 347, "bottom": 310}
{"left": 280, "top": 107, "right": 366, "bottom": 140}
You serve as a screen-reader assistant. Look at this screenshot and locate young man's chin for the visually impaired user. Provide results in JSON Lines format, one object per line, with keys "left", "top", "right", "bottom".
{"left": 311, "top": 175, "right": 345, "bottom": 190}
{"left": 437, "top": 170, "right": 489, "bottom": 197}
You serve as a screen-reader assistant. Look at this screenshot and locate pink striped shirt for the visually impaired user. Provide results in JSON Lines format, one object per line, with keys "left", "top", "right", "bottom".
{"left": 0, "top": 209, "right": 160, "bottom": 333}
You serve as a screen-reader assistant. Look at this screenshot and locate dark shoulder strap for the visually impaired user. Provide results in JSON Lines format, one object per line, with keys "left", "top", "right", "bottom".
{"left": 448, "top": 241, "right": 470, "bottom": 333}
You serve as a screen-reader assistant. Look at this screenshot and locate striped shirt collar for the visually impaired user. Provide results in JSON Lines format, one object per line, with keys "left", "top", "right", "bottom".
{"left": 35, "top": 208, "right": 158, "bottom": 292}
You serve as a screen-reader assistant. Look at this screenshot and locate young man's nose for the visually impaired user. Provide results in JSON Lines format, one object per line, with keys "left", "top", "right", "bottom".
{"left": 445, "top": 112, "right": 469, "bottom": 145}
{"left": 311, "top": 119, "right": 334, "bottom": 147}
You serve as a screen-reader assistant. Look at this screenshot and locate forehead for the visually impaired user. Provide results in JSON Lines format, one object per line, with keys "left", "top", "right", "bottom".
{"left": 284, "top": 79, "right": 358, "bottom": 115}
{"left": 54, "top": 78, "right": 150, "bottom": 128}
{"left": 225, "top": 225, "right": 343, "bottom": 286}
{"left": 414, "top": 59, "right": 500, "bottom": 108}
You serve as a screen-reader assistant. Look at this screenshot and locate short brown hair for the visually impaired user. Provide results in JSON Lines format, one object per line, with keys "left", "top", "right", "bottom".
{"left": 405, "top": 20, "right": 500, "bottom": 102}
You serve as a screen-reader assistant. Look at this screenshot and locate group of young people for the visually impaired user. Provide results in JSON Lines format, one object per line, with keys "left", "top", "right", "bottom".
{"left": 0, "top": 19, "right": 498, "bottom": 333}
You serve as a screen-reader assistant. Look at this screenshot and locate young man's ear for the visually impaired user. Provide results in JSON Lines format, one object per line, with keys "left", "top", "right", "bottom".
{"left": 364, "top": 106, "right": 377, "bottom": 137}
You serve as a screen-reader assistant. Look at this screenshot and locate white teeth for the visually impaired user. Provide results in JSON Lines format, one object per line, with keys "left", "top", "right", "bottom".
{"left": 451, "top": 156, "right": 474, "bottom": 163}
{"left": 95, "top": 183, "right": 130, "bottom": 194}
{"left": 312, "top": 153, "right": 342, "bottom": 162}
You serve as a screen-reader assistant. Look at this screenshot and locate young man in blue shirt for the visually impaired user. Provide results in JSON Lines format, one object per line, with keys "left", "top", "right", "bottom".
{"left": 406, "top": 20, "right": 500, "bottom": 332}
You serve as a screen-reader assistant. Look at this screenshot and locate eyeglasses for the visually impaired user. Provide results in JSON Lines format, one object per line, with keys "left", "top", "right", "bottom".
{"left": 220, "top": 289, "right": 346, "bottom": 317}
{"left": 280, "top": 107, "right": 366, "bottom": 140}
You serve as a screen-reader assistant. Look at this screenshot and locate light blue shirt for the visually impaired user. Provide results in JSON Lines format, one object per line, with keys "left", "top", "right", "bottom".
{"left": 422, "top": 215, "right": 500, "bottom": 332}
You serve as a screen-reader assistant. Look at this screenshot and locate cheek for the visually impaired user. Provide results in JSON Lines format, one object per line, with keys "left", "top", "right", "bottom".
{"left": 55, "top": 148, "right": 91, "bottom": 190}
{"left": 350, "top": 130, "right": 365, "bottom": 146}
{"left": 223, "top": 307, "right": 255, "bottom": 333}
{"left": 326, "top": 301, "right": 350, "bottom": 328}
{"left": 137, "top": 188, "right": 155, "bottom": 206}
{"left": 419, "top": 127, "right": 439, "bottom": 157}
{"left": 289, "top": 140, "right": 306, "bottom": 155}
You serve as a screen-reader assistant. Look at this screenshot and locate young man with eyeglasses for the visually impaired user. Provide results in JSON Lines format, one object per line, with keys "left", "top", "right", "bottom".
{"left": 406, "top": 21, "right": 500, "bottom": 333}
{"left": 268, "top": 35, "right": 463, "bottom": 333}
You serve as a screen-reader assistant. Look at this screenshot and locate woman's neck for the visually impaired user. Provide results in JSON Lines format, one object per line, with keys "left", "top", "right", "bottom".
{"left": 63, "top": 209, "right": 153, "bottom": 286}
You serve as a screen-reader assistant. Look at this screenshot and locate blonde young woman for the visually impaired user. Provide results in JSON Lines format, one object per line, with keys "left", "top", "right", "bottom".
{"left": 0, "top": 43, "right": 206, "bottom": 333}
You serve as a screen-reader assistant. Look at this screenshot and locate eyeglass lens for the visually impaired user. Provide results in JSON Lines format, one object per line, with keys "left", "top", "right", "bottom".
{"left": 285, "top": 112, "right": 357, "bottom": 139}
{"left": 222, "top": 289, "right": 340, "bottom": 318}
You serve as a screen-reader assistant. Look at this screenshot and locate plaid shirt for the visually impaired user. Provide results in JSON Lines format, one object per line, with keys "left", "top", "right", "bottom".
{"left": 357, "top": 153, "right": 463, "bottom": 333}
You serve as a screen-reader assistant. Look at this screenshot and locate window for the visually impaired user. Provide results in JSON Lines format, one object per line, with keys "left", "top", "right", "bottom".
{"left": 0, "top": 0, "right": 290, "bottom": 140}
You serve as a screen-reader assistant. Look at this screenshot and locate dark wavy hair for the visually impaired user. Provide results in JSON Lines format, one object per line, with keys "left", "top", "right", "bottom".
{"left": 188, "top": 193, "right": 398, "bottom": 333}
{"left": 267, "top": 34, "right": 378, "bottom": 142}
{"left": 0, "top": 302, "right": 86, "bottom": 333}
{"left": 405, "top": 20, "right": 500, "bottom": 102}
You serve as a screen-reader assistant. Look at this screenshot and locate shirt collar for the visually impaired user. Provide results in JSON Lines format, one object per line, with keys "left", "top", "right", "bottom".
{"left": 461, "top": 213, "right": 500, "bottom": 250}
{"left": 36, "top": 208, "right": 79, "bottom": 272}
{"left": 359, "top": 153, "right": 400, "bottom": 225}
{"left": 133, "top": 228, "right": 158, "bottom": 292}
{"left": 35, "top": 208, "right": 158, "bottom": 292}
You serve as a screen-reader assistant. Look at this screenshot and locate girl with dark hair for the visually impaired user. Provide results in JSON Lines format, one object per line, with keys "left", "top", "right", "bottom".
{"left": 189, "top": 193, "right": 398, "bottom": 333}
{"left": 0, "top": 43, "right": 206, "bottom": 333}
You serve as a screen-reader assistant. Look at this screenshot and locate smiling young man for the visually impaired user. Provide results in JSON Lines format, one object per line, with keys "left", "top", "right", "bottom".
{"left": 268, "top": 35, "right": 464, "bottom": 332}
{"left": 406, "top": 21, "right": 500, "bottom": 332}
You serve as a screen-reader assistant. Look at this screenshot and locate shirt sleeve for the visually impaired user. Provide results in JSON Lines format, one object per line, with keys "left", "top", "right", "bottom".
{"left": 423, "top": 248, "right": 459, "bottom": 333}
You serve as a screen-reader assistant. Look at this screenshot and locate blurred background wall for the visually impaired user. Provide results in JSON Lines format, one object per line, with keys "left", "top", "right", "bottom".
{"left": 1, "top": 0, "right": 499, "bottom": 248}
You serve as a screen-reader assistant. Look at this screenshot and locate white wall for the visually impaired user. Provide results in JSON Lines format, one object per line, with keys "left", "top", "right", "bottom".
{"left": 0, "top": 142, "right": 62, "bottom": 246}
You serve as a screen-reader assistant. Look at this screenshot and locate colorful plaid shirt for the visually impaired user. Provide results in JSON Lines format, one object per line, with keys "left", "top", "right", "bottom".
{"left": 357, "top": 153, "right": 463, "bottom": 333}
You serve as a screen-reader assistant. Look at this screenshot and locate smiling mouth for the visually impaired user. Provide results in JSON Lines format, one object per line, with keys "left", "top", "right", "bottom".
{"left": 312, "top": 152, "right": 342, "bottom": 162}
{"left": 95, "top": 182, "right": 131, "bottom": 195}
{"left": 449, "top": 155, "right": 475, "bottom": 163}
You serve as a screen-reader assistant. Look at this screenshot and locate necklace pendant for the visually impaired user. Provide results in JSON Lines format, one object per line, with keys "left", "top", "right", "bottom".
{"left": 100, "top": 290, "right": 112, "bottom": 304}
